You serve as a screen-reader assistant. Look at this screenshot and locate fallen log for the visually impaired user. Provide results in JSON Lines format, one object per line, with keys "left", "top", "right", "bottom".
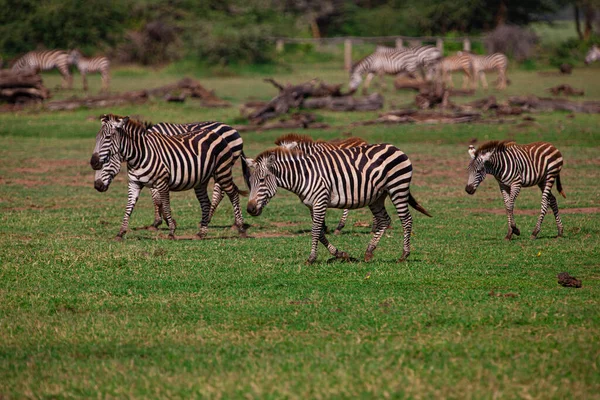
{"left": 0, "top": 70, "right": 50, "bottom": 104}
{"left": 353, "top": 110, "right": 481, "bottom": 125}
{"left": 508, "top": 95, "right": 600, "bottom": 113}
{"left": 546, "top": 84, "right": 584, "bottom": 96}
{"left": 302, "top": 93, "right": 383, "bottom": 111}
{"left": 234, "top": 112, "right": 329, "bottom": 132}
{"left": 46, "top": 90, "right": 148, "bottom": 111}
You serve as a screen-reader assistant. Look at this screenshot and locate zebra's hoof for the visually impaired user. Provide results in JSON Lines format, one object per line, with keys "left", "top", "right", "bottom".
{"left": 333, "top": 229, "right": 342, "bottom": 235}
{"left": 504, "top": 235, "right": 512, "bottom": 241}
{"left": 530, "top": 235, "right": 538, "bottom": 240}
{"left": 336, "top": 251, "right": 350, "bottom": 261}
{"left": 512, "top": 227, "right": 520, "bottom": 236}
{"left": 168, "top": 234, "right": 177, "bottom": 240}
{"left": 114, "top": 235, "right": 124, "bottom": 242}
{"left": 398, "top": 251, "right": 410, "bottom": 262}
{"left": 364, "top": 252, "right": 373, "bottom": 262}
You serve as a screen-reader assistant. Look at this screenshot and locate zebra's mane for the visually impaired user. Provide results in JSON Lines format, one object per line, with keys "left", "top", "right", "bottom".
{"left": 475, "top": 140, "right": 516, "bottom": 156}
{"left": 255, "top": 147, "right": 304, "bottom": 163}
{"left": 274, "top": 133, "right": 316, "bottom": 145}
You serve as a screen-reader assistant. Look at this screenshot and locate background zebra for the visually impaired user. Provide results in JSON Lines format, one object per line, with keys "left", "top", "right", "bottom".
{"left": 11, "top": 50, "right": 72, "bottom": 89}
{"left": 69, "top": 49, "right": 110, "bottom": 92}
{"left": 94, "top": 120, "right": 250, "bottom": 231}
{"left": 90, "top": 115, "right": 247, "bottom": 240}
{"left": 245, "top": 144, "right": 431, "bottom": 263}
{"left": 585, "top": 45, "right": 600, "bottom": 64}
{"left": 348, "top": 45, "right": 441, "bottom": 94}
{"left": 440, "top": 54, "right": 474, "bottom": 89}
{"left": 465, "top": 140, "right": 565, "bottom": 240}
{"left": 274, "top": 133, "right": 369, "bottom": 234}
{"left": 457, "top": 51, "right": 508, "bottom": 90}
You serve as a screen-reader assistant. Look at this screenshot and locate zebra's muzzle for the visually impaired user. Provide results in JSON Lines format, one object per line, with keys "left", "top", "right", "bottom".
{"left": 465, "top": 185, "right": 476, "bottom": 195}
{"left": 90, "top": 153, "right": 102, "bottom": 170}
{"left": 247, "top": 200, "right": 262, "bottom": 217}
{"left": 94, "top": 179, "right": 108, "bottom": 192}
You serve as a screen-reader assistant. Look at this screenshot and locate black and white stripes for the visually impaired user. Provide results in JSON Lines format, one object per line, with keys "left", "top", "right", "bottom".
{"left": 466, "top": 140, "right": 565, "bottom": 239}
{"left": 11, "top": 50, "right": 73, "bottom": 89}
{"left": 246, "top": 144, "right": 431, "bottom": 263}
{"left": 458, "top": 52, "right": 508, "bottom": 90}
{"left": 69, "top": 50, "right": 111, "bottom": 92}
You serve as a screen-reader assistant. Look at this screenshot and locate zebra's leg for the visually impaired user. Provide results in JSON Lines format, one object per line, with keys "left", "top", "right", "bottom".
{"left": 58, "top": 66, "right": 72, "bottom": 89}
{"left": 154, "top": 187, "right": 176, "bottom": 239}
{"left": 497, "top": 69, "right": 507, "bottom": 90}
{"left": 333, "top": 209, "right": 350, "bottom": 235}
{"left": 480, "top": 71, "right": 489, "bottom": 90}
{"left": 500, "top": 183, "right": 521, "bottom": 239}
{"left": 116, "top": 181, "right": 143, "bottom": 240}
{"left": 390, "top": 192, "right": 413, "bottom": 262}
{"left": 101, "top": 71, "right": 109, "bottom": 92}
{"left": 364, "top": 196, "right": 391, "bottom": 262}
{"left": 307, "top": 201, "right": 346, "bottom": 264}
{"left": 547, "top": 190, "right": 563, "bottom": 237}
{"left": 532, "top": 179, "right": 556, "bottom": 239}
{"left": 221, "top": 182, "right": 247, "bottom": 238}
{"left": 193, "top": 185, "right": 212, "bottom": 239}
{"left": 362, "top": 73, "right": 375, "bottom": 95}
{"left": 148, "top": 188, "right": 163, "bottom": 230}
{"left": 208, "top": 183, "right": 224, "bottom": 221}
{"left": 82, "top": 72, "right": 88, "bottom": 91}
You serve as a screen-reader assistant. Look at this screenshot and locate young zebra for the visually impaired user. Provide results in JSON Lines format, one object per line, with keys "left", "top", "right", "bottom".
{"left": 94, "top": 120, "right": 250, "bottom": 230}
{"left": 11, "top": 50, "right": 72, "bottom": 89}
{"left": 458, "top": 52, "right": 508, "bottom": 90}
{"left": 274, "top": 133, "right": 369, "bottom": 234}
{"left": 585, "top": 45, "right": 600, "bottom": 64}
{"left": 440, "top": 54, "right": 474, "bottom": 89}
{"left": 90, "top": 115, "right": 247, "bottom": 240}
{"left": 465, "top": 140, "right": 565, "bottom": 240}
{"left": 348, "top": 46, "right": 441, "bottom": 94}
{"left": 69, "top": 50, "right": 110, "bottom": 92}
{"left": 246, "top": 144, "right": 432, "bottom": 264}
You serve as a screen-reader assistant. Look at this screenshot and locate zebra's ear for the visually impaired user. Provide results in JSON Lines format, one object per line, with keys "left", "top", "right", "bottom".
{"left": 116, "top": 116, "right": 129, "bottom": 128}
{"left": 468, "top": 145, "right": 476, "bottom": 159}
{"left": 280, "top": 142, "right": 298, "bottom": 150}
{"left": 101, "top": 114, "right": 109, "bottom": 123}
{"left": 245, "top": 158, "right": 257, "bottom": 169}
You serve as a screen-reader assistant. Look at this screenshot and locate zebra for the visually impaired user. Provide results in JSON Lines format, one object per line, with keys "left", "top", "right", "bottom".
{"left": 11, "top": 50, "right": 72, "bottom": 89}
{"left": 69, "top": 49, "right": 110, "bottom": 92}
{"left": 457, "top": 51, "right": 508, "bottom": 90}
{"left": 348, "top": 46, "right": 442, "bottom": 94}
{"left": 465, "top": 140, "right": 565, "bottom": 240}
{"left": 585, "top": 45, "right": 600, "bottom": 64}
{"left": 274, "top": 133, "right": 369, "bottom": 234}
{"left": 245, "top": 144, "right": 432, "bottom": 264}
{"left": 94, "top": 120, "right": 250, "bottom": 231}
{"left": 90, "top": 114, "right": 247, "bottom": 240}
{"left": 440, "top": 54, "right": 474, "bottom": 89}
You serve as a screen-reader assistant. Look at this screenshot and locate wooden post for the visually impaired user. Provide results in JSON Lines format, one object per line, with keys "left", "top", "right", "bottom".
{"left": 463, "top": 38, "right": 471, "bottom": 52}
{"left": 276, "top": 39, "right": 284, "bottom": 53}
{"left": 344, "top": 39, "right": 352, "bottom": 71}
{"left": 395, "top": 38, "right": 404, "bottom": 49}
{"left": 436, "top": 37, "right": 444, "bottom": 53}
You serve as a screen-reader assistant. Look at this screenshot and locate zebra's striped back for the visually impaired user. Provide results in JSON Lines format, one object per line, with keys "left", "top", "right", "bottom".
{"left": 440, "top": 54, "right": 473, "bottom": 74}
{"left": 274, "top": 133, "right": 367, "bottom": 153}
{"left": 461, "top": 52, "right": 508, "bottom": 73}
{"left": 12, "top": 50, "right": 70, "bottom": 74}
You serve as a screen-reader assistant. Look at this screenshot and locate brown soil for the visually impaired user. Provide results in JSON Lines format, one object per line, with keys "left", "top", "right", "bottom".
{"left": 470, "top": 207, "right": 600, "bottom": 215}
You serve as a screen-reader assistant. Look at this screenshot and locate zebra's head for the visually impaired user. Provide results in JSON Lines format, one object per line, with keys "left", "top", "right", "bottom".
{"left": 465, "top": 145, "right": 492, "bottom": 195}
{"left": 348, "top": 71, "right": 362, "bottom": 94}
{"left": 90, "top": 114, "right": 128, "bottom": 170}
{"left": 94, "top": 153, "right": 122, "bottom": 192}
{"left": 246, "top": 153, "right": 279, "bottom": 217}
{"left": 585, "top": 45, "right": 600, "bottom": 64}
{"left": 68, "top": 49, "right": 82, "bottom": 65}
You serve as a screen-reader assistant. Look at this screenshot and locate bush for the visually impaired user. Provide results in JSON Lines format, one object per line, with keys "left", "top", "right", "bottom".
{"left": 115, "top": 20, "right": 183, "bottom": 66}
{"left": 485, "top": 25, "right": 539, "bottom": 61}
{"left": 548, "top": 36, "right": 600, "bottom": 67}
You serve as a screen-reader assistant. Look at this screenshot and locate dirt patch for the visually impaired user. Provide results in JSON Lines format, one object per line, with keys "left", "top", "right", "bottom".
{"left": 11, "top": 159, "right": 84, "bottom": 174}
{"left": 557, "top": 272, "right": 582, "bottom": 288}
{"left": 470, "top": 207, "right": 600, "bottom": 215}
{"left": 269, "top": 221, "right": 303, "bottom": 228}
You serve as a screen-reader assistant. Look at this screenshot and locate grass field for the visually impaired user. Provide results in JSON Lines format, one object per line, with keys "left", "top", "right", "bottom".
{"left": 1, "top": 61, "right": 599, "bottom": 398}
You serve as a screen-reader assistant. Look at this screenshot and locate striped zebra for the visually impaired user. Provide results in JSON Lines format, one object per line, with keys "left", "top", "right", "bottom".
{"left": 348, "top": 46, "right": 442, "bottom": 94}
{"left": 69, "top": 50, "right": 110, "bottom": 92}
{"left": 94, "top": 120, "right": 250, "bottom": 231}
{"left": 465, "top": 140, "right": 565, "bottom": 240}
{"left": 246, "top": 144, "right": 432, "bottom": 264}
{"left": 90, "top": 114, "right": 247, "bottom": 240}
{"left": 585, "top": 45, "right": 600, "bottom": 64}
{"left": 11, "top": 50, "right": 72, "bottom": 89}
{"left": 440, "top": 54, "right": 474, "bottom": 89}
{"left": 274, "top": 133, "right": 369, "bottom": 234}
{"left": 457, "top": 51, "right": 508, "bottom": 90}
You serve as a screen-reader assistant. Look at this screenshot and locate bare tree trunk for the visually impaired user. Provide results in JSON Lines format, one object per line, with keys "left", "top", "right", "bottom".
{"left": 310, "top": 16, "right": 321, "bottom": 39}
{"left": 495, "top": 0, "right": 508, "bottom": 27}
{"left": 584, "top": 3, "right": 595, "bottom": 40}
{"left": 575, "top": 4, "right": 584, "bottom": 40}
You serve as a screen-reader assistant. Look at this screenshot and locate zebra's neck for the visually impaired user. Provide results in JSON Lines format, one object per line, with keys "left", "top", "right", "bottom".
{"left": 485, "top": 147, "right": 523, "bottom": 182}
{"left": 118, "top": 123, "right": 153, "bottom": 168}
{"left": 271, "top": 156, "right": 309, "bottom": 194}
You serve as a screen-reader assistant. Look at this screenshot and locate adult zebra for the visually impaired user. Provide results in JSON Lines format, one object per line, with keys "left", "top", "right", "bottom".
{"left": 274, "top": 133, "right": 369, "bottom": 234}
{"left": 585, "top": 45, "right": 600, "bottom": 64}
{"left": 348, "top": 46, "right": 441, "bottom": 94}
{"left": 246, "top": 144, "right": 432, "bottom": 263}
{"left": 457, "top": 51, "right": 508, "bottom": 90}
{"left": 440, "top": 53, "right": 474, "bottom": 89}
{"left": 465, "top": 140, "right": 565, "bottom": 240}
{"left": 69, "top": 50, "right": 110, "bottom": 92}
{"left": 11, "top": 50, "right": 72, "bottom": 89}
{"left": 90, "top": 114, "right": 248, "bottom": 240}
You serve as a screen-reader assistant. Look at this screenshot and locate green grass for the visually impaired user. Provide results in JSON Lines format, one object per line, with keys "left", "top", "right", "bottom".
{"left": 1, "top": 61, "right": 599, "bottom": 398}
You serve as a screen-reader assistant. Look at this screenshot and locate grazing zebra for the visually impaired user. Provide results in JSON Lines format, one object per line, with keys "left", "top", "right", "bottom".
{"left": 246, "top": 144, "right": 432, "bottom": 264}
{"left": 90, "top": 114, "right": 247, "bottom": 240}
{"left": 274, "top": 133, "right": 369, "bottom": 234}
{"left": 440, "top": 54, "right": 474, "bottom": 89}
{"left": 348, "top": 46, "right": 442, "bottom": 94}
{"left": 458, "top": 51, "right": 508, "bottom": 90}
{"left": 465, "top": 140, "right": 565, "bottom": 240}
{"left": 585, "top": 45, "right": 600, "bottom": 64}
{"left": 11, "top": 50, "right": 72, "bottom": 89}
{"left": 94, "top": 120, "right": 250, "bottom": 231}
{"left": 69, "top": 49, "right": 110, "bottom": 92}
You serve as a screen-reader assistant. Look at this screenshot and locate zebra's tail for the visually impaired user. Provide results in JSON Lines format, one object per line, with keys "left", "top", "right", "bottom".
{"left": 556, "top": 174, "right": 566, "bottom": 198}
{"left": 240, "top": 151, "right": 252, "bottom": 191}
{"left": 409, "top": 193, "right": 432, "bottom": 217}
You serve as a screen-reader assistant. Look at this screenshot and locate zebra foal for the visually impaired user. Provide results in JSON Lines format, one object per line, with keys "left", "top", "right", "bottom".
{"left": 466, "top": 140, "right": 565, "bottom": 240}
{"left": 11, "top": 50, "right": 73, "bottom": 89}
{"left": 69, "top": 50, "right": 110, "bottom": 92}
{"left": 246, "top": 144, "right": 431, "bottom": 264}
{"left": 440, "top": 54, "right": 474, "bottom": 89}
{"left": 90, "top": 114, "right": 247, "bottom": 240}
{"left": 458, "top": 51, "right": 508, "bottom": 90}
